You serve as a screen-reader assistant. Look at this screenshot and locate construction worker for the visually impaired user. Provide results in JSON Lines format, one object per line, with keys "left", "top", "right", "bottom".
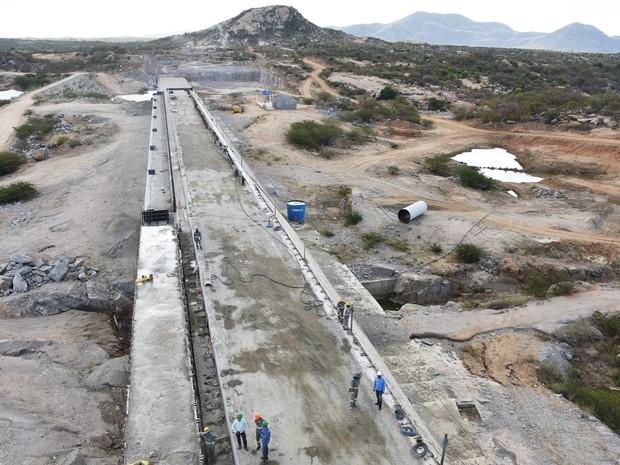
{"left": 342, "top": 302, "right": 352, "bottom": 330}
{"left": 336, "top": 297, "right": 345, "bottom": 322}
{"left": 373, "top": 370, "right": 386, "bottom": 411}
{"left": 194, "top": 228, "right": 203, "bottom": 250}
{"left": 199, "top": 426, "right": 218, "bottom": 464}
{"left": 260, "top": 421, "right": 271, "bottom": 464}
{"left": 349, "top": 373, "right": 362, "bottom": 409}
{"left": 254, "top": 413, "right": 264, "bottom": 450}
{"left": 231, "top": 412, "right": 248, "bottom": 450}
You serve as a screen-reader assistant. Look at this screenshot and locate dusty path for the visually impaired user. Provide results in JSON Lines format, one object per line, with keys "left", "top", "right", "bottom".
{"left": 0, "top": 73, "right": 85, "bottom": 150}
{"left": 299, "top": 58, "right": 339, "bottom": 98}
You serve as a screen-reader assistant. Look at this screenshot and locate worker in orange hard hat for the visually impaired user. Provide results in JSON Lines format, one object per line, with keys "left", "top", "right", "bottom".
{"left": 254, "top": 413, "right": 265, "bottom": 450}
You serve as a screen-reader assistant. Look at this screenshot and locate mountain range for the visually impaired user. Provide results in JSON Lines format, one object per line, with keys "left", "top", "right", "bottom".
{"left": 337, "top": 11, "right": 620, "bottom": 53}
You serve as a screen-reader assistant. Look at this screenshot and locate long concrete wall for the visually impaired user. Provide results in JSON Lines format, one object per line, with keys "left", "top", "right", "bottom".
{"left": 124, "top": 226, "right": 199, "bottom": 465}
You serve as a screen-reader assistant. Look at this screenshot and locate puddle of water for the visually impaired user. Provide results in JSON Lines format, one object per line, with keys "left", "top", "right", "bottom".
{"left": 377, "top": 299, "right": 401, "bottom": 312}
{"left": 0, "top": 89, "right": 23, "bottom": 100}
{"left": 115, "top": 91, "right": 156, "bottom": 102}
{"left": 480, "top": 168, "right": 543, "bottom": 183}
{"left": 452, "top": 148, "right": 542, "bottom": 183}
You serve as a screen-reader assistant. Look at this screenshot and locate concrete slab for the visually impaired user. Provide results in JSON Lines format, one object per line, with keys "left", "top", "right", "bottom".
{"left": 124, "top": 226, "right": 198, "bottom": 464}
{"left": 171, "top": 90, "right": 431, "bottom": 464}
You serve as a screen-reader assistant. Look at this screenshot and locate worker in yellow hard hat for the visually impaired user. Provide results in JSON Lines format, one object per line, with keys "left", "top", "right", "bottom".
{"left": 336, "top": 297, "right": 345, "bottom": 322}
{"left": 200, "top": 426, "right": 218, "bottom": 464}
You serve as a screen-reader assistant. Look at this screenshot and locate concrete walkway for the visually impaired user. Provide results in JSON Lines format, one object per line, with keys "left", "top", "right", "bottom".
{"left": 171, "top": 90, "right": 426, "bottom": 464}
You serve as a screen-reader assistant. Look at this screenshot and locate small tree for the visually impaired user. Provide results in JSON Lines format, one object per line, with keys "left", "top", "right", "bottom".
{"left": 377, "top": 86, "right": 397, "bottom": 100}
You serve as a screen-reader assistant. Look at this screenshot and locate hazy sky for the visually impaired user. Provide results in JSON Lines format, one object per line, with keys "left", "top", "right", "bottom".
{"left": 3, "top": 0, "right": 619, "bottom": 39}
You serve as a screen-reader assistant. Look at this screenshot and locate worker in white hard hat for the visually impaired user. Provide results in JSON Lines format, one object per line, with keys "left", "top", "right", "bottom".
{"left": 373, "top": 370, "right": 386, "bottom": 411}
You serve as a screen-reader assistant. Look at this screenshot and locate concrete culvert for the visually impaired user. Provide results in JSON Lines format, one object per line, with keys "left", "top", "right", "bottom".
{"left": 398, "top": 201, "right": 428, "bottom": 223}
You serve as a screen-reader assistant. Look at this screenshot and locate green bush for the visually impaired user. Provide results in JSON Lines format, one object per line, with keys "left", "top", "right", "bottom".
{"left": 427, "top": 97, "right": 448, "bottom": 111}
{"left": 344, "top": 210, "right": 362, "bottom": 226}
{"left": 362, "top": 232, "right": 386, "bottom": 249}
{"left": 430, "top": 243, "right": 443, "bottom": 254}
{"left": 387, "top": 165, "right": 400, "bottom": 175}
{"left": 320, "top": 229, "right": 335, "bottom": 237}
{"left": 425, "top": 154, "right": 452, "bottom": 176}
{"left": 14, "top": 115, "right": 60, "bottom": 140}
{"left": 286, "top": 120, "right": 343, "bottom": 151}
{"left": 377, "top": 86, "right": 397, "bottom": 100}
{"left": 550, "top": 281, "right": 575, "bottom": 296}
{"left": 0, "top": 181, "right": 38, "bottom": 204}
{"left": 302, "top": 97, "right": 314, "bottom": 105}
{"left": 456, "top": 166, "right": 496, "bottom": 189}
{"left": 0, "top": 152, "right": 26, "bottom": 176}
{"left": 454, "top": 243, "right": 484, "bottom": 263}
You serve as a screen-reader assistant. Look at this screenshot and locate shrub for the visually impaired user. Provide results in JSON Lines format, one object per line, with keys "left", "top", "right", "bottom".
{"left": 389, "top": 239, "right": 410, "bottom": 252}
{"left": 454, "top": 243, "right": 484, "bottom": 263}
{"left": 55, "top": 136, "right": 70, "bottom": 146}
{"left": 302, "top": 97, "right": 314, "bottom": 105}
{"left": 427, "top": 97, "right": 448, "bottom": 111}
{"left": 550, "top": 281, "right": 575, "bottom": 296}
{"left": 0, "top": 181, "right": 38, "bottom": 204}
{"left": 362, "top": 232, "right": 386, "bottom": 249}
{"left": 14, "top": 115, "right": 60, "bottom": 140}
{"left": 344, "top": 210, "right": 362, "bottom": 226}
{"left": 430, "top": 243, "right": 443, "bottom": 254}
{"left": 377, "top": 86, "right": 397, "bottom": 100}
{"left": 456, "top": 166, "right": 496, "bottom": 189}
{"left": 387, "top": 165, "right": 400, "bottom": 175}
{"left": 425, "top": 154, "right": 452, "bottom": 176}
{"left": 286, "top": 120, "right": 343, "bottom": 151}
{"left": 338, "top": 185, "right": 352, "bottom": 197}
{"left": 68, "top": 138, "right": 82, "bottom": 147}
{"left": 320, "top": 229, "right": 334, "bottom": 237}
{"left": 0, "top": 152, "right": 26, "bottom": 176}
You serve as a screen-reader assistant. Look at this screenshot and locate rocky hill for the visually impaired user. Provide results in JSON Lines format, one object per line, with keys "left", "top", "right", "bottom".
{"left": 176, "top": 5, "right": 360, "bottom": 48}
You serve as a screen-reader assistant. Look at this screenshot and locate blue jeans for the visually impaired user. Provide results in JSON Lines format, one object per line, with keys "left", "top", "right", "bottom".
{"left": 262, "top": 443, "right": 269, "bottom": 462}
{"left": 375, "top": 390, "right": 383, "bottom": 409}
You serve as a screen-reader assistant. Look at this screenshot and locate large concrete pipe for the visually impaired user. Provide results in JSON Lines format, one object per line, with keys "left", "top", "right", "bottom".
{"left": 398, "top": 201, "right": 428, "bottom": 223}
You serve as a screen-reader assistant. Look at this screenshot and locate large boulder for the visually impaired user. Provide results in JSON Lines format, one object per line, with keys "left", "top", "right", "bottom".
{"left": 85, "top": 356, "right": 129, "bottom": 389}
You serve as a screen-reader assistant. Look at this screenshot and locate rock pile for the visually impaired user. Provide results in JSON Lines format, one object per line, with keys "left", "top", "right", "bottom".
{"left": 0, "top": 252, "right": 99, "bottom": 296}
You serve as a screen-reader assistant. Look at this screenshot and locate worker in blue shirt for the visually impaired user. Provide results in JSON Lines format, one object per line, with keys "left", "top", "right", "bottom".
{"left": 373, "top": 370, "right": 386, "bottom": 410}
{"left": 260, "top": 420, "right": 271, "bottom": 464}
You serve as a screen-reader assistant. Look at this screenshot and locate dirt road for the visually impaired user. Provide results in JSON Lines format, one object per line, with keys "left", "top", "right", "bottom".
{"left": 0, "top": 73, "right": 85, "bottom": 150}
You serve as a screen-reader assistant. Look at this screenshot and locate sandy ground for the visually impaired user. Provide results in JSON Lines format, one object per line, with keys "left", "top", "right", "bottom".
{"left": 1, "top": 63, "right": 619, "bottom": 465}
{"left": 0, "top": 81, "right": 151, "bottom": 463}
{"left": 199, "top": 64, "right": 620, "bottom": 464}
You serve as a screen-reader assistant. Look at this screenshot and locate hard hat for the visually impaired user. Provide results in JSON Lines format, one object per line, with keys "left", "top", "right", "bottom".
{"left": 345, "top": 301, "right": 350, "bottom": 306}
{"left": 236, "top": 412, "right": 243, "bottom": 419}
{"left": 261, "top": 420, "right": 268, "bottom": 427}
{"left": 254, "top": 414, "right": 261, "bottom": 420}
{"left": 203, "top": 426, "right": 210, "bottom": 432}
{"left": 377, "top": 370, "right": 383, "bottom": 376}
{"left": 338, "top": 297, "right": 343, "bottom": 302}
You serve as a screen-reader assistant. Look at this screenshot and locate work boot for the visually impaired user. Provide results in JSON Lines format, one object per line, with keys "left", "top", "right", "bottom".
{"left": 256, "top": 444, "right": 261, "bottom": 450}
